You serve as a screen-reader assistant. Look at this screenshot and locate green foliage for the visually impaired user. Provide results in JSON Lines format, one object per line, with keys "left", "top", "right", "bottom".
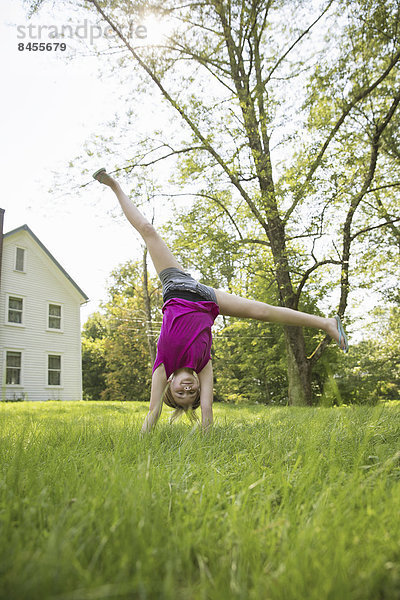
{"left": 81, "top": 260, "right": 163, "bottom": 401}
{"left": 1, "top": 402, "right": 400, "bottom": 599}
{"left": 161, "top": 191, "right": 242, "bottom": 289}
{"left": 212, "top": 319, "right": 288, "bottom": 404}
{"left": 81, "top": 312, "right": 108, "bottom": 401}
{"left": 101, "top": 293, "right": 153, "bottom": 402}
{"left": 334, "top": 307, "right": 400, "bottom": 404}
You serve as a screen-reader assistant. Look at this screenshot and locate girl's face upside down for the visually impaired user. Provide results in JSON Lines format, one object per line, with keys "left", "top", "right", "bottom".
{"left": 169, "top": 368, "right": 200, "bottom": 406}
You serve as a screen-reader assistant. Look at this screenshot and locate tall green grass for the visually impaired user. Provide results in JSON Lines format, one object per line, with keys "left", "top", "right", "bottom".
{"left": 0, "top": 401, "right": 399, "bottom": 600}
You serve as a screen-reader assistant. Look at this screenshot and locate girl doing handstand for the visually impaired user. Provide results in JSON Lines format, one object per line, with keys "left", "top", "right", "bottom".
{"left": 93, "top": 169, "right": 348, "bottom": 432}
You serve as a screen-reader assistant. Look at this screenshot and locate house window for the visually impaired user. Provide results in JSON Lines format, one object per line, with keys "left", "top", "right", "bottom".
{"left": 15, "top": 248, "right": 25, "bottom": 272}
{"left": 6, "top": 352, "right": 22, "bottom": 385}
{"left": 48, "top": 355, "right": 61, "bottom": 386}
{"left": 8, "top": 297, "right": 23, "bottom": 324}
{"left": 48, "top": 304, "right": 62, "bottom": 330}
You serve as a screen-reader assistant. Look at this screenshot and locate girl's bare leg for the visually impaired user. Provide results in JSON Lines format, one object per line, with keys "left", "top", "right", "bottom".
{"left": 95, "top": 171, "right": 183, "bottom": 275}
{"left": 214, "top": 289, "right": 346, "bottom": 349}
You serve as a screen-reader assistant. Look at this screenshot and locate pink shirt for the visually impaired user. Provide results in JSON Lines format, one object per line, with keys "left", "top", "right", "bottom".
{"left": 153, "top": 298, "right": 220, "bottom": 378}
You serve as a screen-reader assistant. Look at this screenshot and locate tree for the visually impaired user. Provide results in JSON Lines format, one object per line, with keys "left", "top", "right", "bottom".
{"left": 82, "top": 312, "right": 108, "bottom": 400}
{"left": 28, "top": 0, "right": 400, "bottom": 404}
{"left": 81, "top": 258, "right": 162, "bottom": 401}
{"left": 101, "top": 257, "right": 163, "bottom": 401}
{"left": 334, "top": 306, "right": 400, "bottom": 404}
{"left": 101, "top": 295, "right": 153, "bottom": 402}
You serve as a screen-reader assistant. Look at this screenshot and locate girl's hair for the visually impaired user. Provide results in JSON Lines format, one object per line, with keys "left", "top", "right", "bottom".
{"left": 162, "top": 381, "right": 200, "bottom": 424}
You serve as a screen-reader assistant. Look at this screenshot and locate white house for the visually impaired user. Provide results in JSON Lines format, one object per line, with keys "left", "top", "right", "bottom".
{"left": 0, "top": 211, "right": 88, "bottom": 401}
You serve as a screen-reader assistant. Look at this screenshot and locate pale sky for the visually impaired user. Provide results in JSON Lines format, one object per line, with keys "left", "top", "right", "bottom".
{"left": 1, "top": 0, "right": 174, "bottom": 325}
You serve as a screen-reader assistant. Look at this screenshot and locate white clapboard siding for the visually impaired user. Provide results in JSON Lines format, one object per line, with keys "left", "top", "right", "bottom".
{"left": 0, "top": 226, "right": 88, "bottom": 401}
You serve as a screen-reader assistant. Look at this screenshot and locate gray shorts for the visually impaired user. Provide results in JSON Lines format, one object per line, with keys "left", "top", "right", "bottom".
{"left": 159, "top": 267, "right": 217, "bottom": 303}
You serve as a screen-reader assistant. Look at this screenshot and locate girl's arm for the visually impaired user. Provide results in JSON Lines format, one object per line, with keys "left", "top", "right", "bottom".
{"left": 141, "top": 365, "right": 167, "bottom": 433}
{"left": 198, "top": 360, "right": 214, "bottom": 432}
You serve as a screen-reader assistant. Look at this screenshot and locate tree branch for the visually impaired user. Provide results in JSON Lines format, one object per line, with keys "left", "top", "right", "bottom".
{"left": 237, "top": 237, "right": 270, "bottom": 247}
{"left": 83, "top": 143, "right": 208, "bottom": 186}
{"left": 252, "top": 6, "right": 269, "bottom": 156}
{"left": 165, "top": 40, "right": 236, "bottom": 94}
{"left": 366, "top": 181, "right": 400, "bottom": 194}
{"left": 350, "top": 218, "right": 400, "bottom": 243}
{"left": 294, "top": 259, "right": 342, "bottom": 306}
{"left": 88, "top": 0, "right": 269, "bottom": 233}
{"left": 370, "top": 192, "right": 400, "bottom": 246}
{"left": 150, "top": 191, "right": 245, "bottom": 240}
{"left": 338, "top": 87, "right": 400, "bottom": 315}
{"left": 284, "top": 48, "right": 400, "bottom": 224}
{"left": 127, "top": 144, "right": 207, "bottom": 169}
{"left": 309, "top": 92, "right": 400, "bottom": 362}
{"left": 262, "top": 0, "right": 335, "bottom": 88}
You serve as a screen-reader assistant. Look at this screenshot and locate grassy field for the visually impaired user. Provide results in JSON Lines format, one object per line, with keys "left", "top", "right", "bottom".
{"left": 0, "top": 401, "right": 399, "bottom": 600}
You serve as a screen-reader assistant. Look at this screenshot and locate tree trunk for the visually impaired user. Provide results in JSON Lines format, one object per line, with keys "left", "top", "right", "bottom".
{"left": 227, "top": 29, "right": 314, "bottom": 405}
{"left": 284, "top": 327, "right": 312, "bottom": 406}
{"left": 267, "top": 216, "right": 313, "bottom": 405}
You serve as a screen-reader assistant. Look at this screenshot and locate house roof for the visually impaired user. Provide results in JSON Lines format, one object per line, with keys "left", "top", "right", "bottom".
{"left": 4, "top": 225, "right": 89, "bottom": 302}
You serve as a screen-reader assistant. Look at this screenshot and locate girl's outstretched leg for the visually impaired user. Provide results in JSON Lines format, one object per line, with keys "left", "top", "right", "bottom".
{"left": 93, "top": 170, "right": 183, "bottom": 275}
{"left": 214, "top": 289, "right": 348, "bottom": 351}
